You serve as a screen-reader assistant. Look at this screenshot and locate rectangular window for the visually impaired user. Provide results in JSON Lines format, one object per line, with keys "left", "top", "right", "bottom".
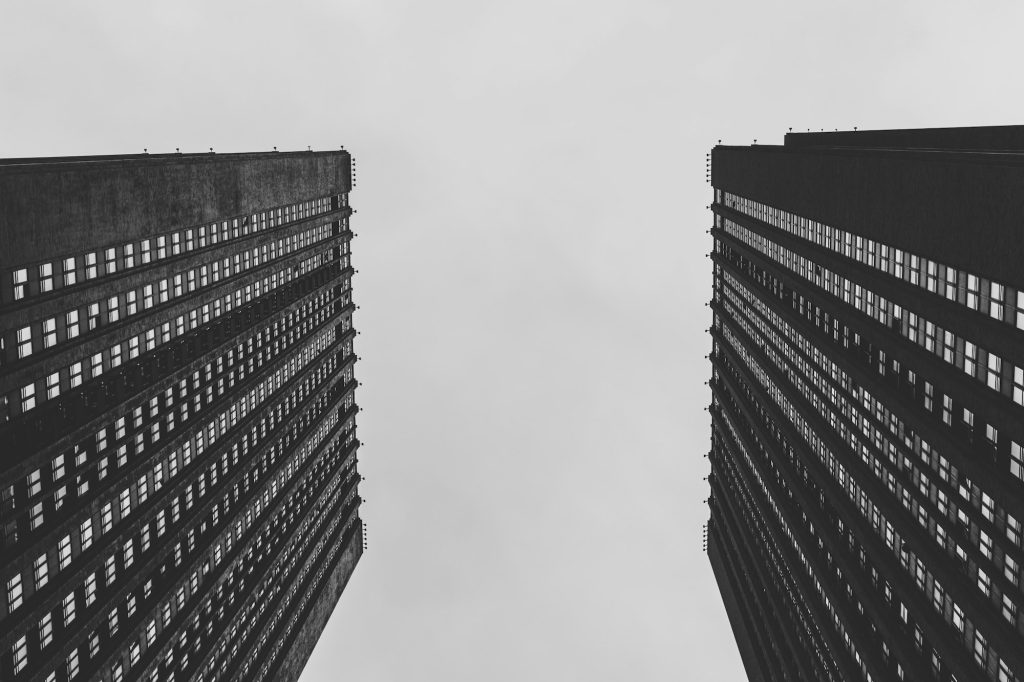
{"left": 968, "top": 275, "right": 980, "bottom": 309}
{"left": 39, "top": 611, "right": 53, "bottom": 648}
{"left": 58, "top": 534, "right": 72, "bottom": 570}
{"left": 124, "top": 243, "right": 135, "bottom": 269}
{"left": 141, "top": 239, "right": 151, "bottom": 264}
{"left": 105, "top": 248, "right": 117, "bottom": 274}
{"left": 12, "top": 268, "right": 27, "bottom": 300}
{"left": 46, "top": 372, "right": 60, "bottom": 400}
{"left": 990, "top": 282, "right": 1005, "bottom": 321}
{"left": 12, "top": 634, "right": 27, "bottom": 674}
{"left": 80, "top": 518, "right": 93, "bottom": 550}
{"left": 34, "top": 553, "right": 49, "bottom": 589}
{"left": 126, "top": 290, "right": 137, "bottom": 315}
{"left": 17, "top": 326, "right": 32, "bottom": 359}
{"left": 6, "top": 574, "right": 23, "bottom": 611}
{"left": 42, "top": 318, "right": 57, "bottom": 348}
{"left": 87, "top": 303, "right": 100, "bottom": 330}
{"left": 85, "top": 252, "right": 98, "bottom": 279}
{"left": 21, "top": 383, "right": 36, "bottom": 412}
{"left": 63, "top": 257, "right": 77, "bottom": 286}
{"left": 988, "top": 354, "right": 1002, "bottom": 391}
{"left": 39, "top": 262, "right": 54, "bottom": 292}
{"left": 66, "top": 310, "right": 80, "bottom": 339}
{"left": 107, "top": 296, "right": 120, "bottom": 323}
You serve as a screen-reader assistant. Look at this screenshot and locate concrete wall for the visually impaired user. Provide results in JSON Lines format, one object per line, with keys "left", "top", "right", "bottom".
{"left": 275, "top": 524, "right": 364, "bottom": 682}
{"left": 0, "top": 151, "right": 351, "bottom": 268}
{"left": 712, "top": 145, "right": 1024, "bottom": 289}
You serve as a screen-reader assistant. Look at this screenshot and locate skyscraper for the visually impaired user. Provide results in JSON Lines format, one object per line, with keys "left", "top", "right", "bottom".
{"left": 0, "top": 151, "right": 363, "bottom": 682}
{"left": 706, "top": 127, "right": 1024, "bottom": 682}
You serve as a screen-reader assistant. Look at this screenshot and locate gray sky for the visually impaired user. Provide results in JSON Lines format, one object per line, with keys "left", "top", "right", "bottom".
{"left": 4, "top": 1, "right": 1024, "bottom": 680}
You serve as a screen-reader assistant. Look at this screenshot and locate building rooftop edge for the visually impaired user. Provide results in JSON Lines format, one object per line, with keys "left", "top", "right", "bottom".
{"left": 0, "top": 150, "right": 350, "bottom": 173}
{"left": 784, "top": 124, "right": 1024, "bottom": 151}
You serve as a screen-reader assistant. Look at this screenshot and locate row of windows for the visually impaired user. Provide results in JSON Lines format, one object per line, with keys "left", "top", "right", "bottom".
{"left": 719, "top": 220, "right": 1024, "bottom": 414}
{"left": 5, "top": 343, "right": 353, "bottom": 680}
{"left": 6, "top": 196, "right": 342, "bottom": 304}
{"left": 128, "top": 412, "right": 356, "bottom": 682}
{"left": 5, "top": 328, "right": 338, "bottom": 612}
{"left": 13, "top": 247, "right": 337, "bottom": 418}
{"left": 718, "top": 266, "right": 1024, "bottom": 562}
{"left": 718, "top": 275, "right": 1022, "bottom": 630}
{"left": 4, "top": 298, "right": 344, "bottom": 557}
{"left": 714, "top": 405, "right": 883, "bottom": 680}
{"left": 2, "top": 288, "right": 344, "bottom": 553}
{"left": 7, "top": 221, "right": 336, "bottom": 365}
{"left": 719, "top": 191, "right": 1024, "bottom": 332}
{"left": 716, "top": 306, "right": 1017, "bottom": 681}
{"left": 206, "top": 443, "right": 358, "bottom": 682}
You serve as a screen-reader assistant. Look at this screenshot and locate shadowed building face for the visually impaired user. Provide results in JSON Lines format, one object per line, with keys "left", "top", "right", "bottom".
{"left": 707, "top": 126, "right": 1024, "bottom": 682}
{"left": 0, "top": 151, "right": 364, "bottom": 682}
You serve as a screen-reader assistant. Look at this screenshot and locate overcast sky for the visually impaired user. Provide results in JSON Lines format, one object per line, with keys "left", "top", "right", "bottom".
{"left": 4, "top": 2, "right": 1024, "bottom": 680}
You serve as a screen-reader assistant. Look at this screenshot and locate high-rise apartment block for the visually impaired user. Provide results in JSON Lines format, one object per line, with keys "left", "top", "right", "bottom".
{"left": 0, "top": 151, "right": 363, "bottom": 682}
{"left": 707, "top": 127, "right": 1024, "bottom": 681}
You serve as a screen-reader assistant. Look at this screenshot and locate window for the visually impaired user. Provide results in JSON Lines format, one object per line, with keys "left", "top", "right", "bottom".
{"left": 87, "top": 303, "right": 100, "bottom": 330}
{"left": 124, "top": 243, "right": 135, "bottom": 269}
{"left": 126, "top": 290, "right": 137, "bottom": 315}
{"left": 12, "top": 634, "right": 27, "bottom": 674}
{"left": 105, "top": 248, "right": 117, "bottom": 274}
{"left": 46, "top": 372, "right": 60, "bottom": 400}
{"left": 34, "top": 553, "right": 49, "bottom": 588}
{"left": 90, "top": 353, "right": 103, "bottom": 378}
{"left": 58, "top": 534, "right": 72, "bottom": 570}
{"left": 990, "top": 282, "right": 1005, "bottom": 320}
{"left": 111, "top": 344, "right": 122, "bottom": 368}
{"left": 1012, "top": 441, "right": 1024, "bottom": 481}
{"left": 70, "top": 361, "right": 83, "bottom": 388}
{"left": 13, "top": 268, "right": 28, "bottom": 300}
{"left": 967, "top": 274, "right": 980, "bottom": 309}
{"left": 66, "top": 310, "right": 80, "bottom": 339}
{"left": 84, "top": 573, "right": 97, "bottom": 606}
{"left": 156, "top": 236, "right": 166, "bottom": 259}
{"left": 80, "top": 518, "right": 93, "bottom": 550}
{"left": 6, "top": 574, "right": 23, "bottom": 611}
{"left": 119, "top": 488, "right": 131, "bottom": 517}
{"left": 124, "top": 538, "right": 135, "bottom": 567}
{"left": 39, "top": 611, "right": 53, "bottom": 647}
{"left": 944, "top": 268, "right": 957, "bottom": 300}
{"left": 67, "top": 647, "right": 79, "bottom": 679}
{"left": 1013, "top": 366, "right": 1024, "bottom": 406}
{"left": 141, "top": 239, "right": 151, "bottom": 264}
{"left": 143, "top": 284, "right": 153, "bottom": 309}
{"left": 987, "top": 353, "right": 1002, "bottom": 391}
{"left": 63, "top": 257, "right": 77, "bottom": 286}
{"left": 85, "top": 252, "right": 98, "bottom": 279}
{"left": 107, "top": 296, "right": 120, "bottom": 323}
{"left": 16, "top": 326, "right": 32, "bottom": 359}
{"left": 39, "top": 262, "right": 54, "bottom": 292}
{"left": 101, "top": 502, "right": 113, "bottom": 533}
{"left": 43, "top": 318, "right": 56, "bottom": 348}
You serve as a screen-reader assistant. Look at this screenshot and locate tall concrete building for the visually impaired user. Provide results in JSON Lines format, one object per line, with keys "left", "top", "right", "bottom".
{"left": 0, "top": 151, "right": 363, "bottom": 682}
{"left": 707, "top": 127, "right": 1024, "bottom": 682}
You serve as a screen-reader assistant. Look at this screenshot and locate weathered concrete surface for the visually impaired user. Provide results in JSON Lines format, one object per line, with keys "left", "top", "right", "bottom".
{"left": 275, "top": 523, "right": 364, "bottom": 682}
{"left": 0, "top": 151, "right": 351, "bottom": 268}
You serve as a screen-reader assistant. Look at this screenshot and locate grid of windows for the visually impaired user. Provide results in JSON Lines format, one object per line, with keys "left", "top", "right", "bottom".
{"left": 3, "top": 195, "right": 340, "bottom": 305}
{"left": 710, "top": 207, "right": 1024, "bottom": 682}
{"left": 0, "top": 167, "right": 360, "bottom": 682}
